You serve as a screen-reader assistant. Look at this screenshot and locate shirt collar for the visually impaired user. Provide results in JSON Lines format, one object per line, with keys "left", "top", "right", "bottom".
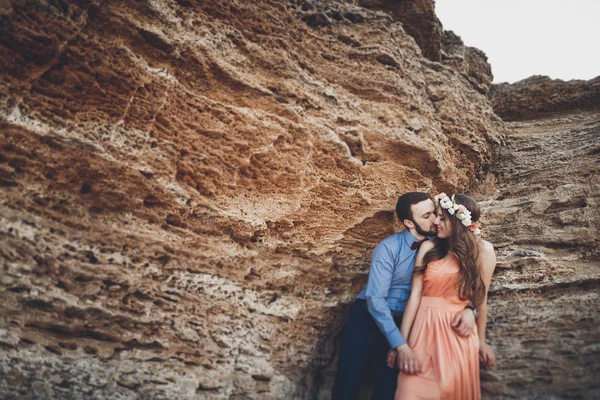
{"left": 402, "top": 229, "right": 428, "bottom": 250}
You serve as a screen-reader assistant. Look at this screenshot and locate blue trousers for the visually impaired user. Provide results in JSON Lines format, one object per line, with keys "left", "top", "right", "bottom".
{"left": 332, "top": 299, "right": 403, "bottom": 400}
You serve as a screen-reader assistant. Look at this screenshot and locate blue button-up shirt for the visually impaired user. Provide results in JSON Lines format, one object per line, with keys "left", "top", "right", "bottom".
{"left": 356, "top": 229, "right": 422, "bottom": 349}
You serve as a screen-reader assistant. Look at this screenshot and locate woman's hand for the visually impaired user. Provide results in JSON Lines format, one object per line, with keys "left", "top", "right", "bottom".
{"left": 387, "top": 348, "right": 397, "bottom": 368}
{"left": 391, "top": 344, "right": 422, "bottom": 374}
{"left": 479, "top": 342, "right": 496, "bottom": 368}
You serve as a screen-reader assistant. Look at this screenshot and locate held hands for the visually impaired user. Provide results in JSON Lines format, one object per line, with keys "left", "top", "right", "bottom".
{"left": 479, "top": 342, "right": 496, "bottom": 368}
{"left": 387, "top": 344, "right": 422, "bottom": 375}
{"left": 386, "top": 348, "right": 396, "bottom": 368}
{"left": 451, "top": 308, "right": 476, "bottom": 337}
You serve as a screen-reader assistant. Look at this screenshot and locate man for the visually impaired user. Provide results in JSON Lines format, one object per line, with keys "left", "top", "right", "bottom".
{"left": 332, "top": 192, "right": 477, "bottom": 399}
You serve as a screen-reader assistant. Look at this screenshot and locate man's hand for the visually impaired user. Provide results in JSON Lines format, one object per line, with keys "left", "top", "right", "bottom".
{"left": 392, "top": 344, "right": 421, "bottom": 375}
{"left": 386, "top": 348, "right": 397, "bottom": 368}
{"left": 452, "top": 308, "right": 476, "bottom": 336}
{"left": 479, "top": 342, "right": 496, "bottom": 368}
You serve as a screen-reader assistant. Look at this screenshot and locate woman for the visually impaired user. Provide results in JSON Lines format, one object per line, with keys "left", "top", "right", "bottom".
{"left": 388, "top": 193, "right": 496, "bottom": 399}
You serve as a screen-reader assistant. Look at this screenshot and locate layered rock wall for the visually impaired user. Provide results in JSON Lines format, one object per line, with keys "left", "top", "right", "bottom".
{"left": 479, "top": 75, "right": 600, "bottom": 398}
{"left": 358, "top": 0, "right": 443, "bottom": 61}
{"left": 490, "top": 75, "right": 600, "bottom": 121}
{"left": 478, "top": 110, "right": 600, "bottom": 399}
{"left": 0, "top": 0, "right": 508, "bottom": 398}
{"left": 442, "top": 30, "right": 493, "bottom": 95}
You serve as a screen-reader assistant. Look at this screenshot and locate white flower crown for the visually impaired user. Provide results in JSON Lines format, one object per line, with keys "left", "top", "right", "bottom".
{"left": 433, "top": 193, "right": 481, "bottom": 235}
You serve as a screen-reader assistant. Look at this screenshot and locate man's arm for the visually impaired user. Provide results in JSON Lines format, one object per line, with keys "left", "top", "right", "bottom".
{"left": 364, "top": 241, "right": 405, "bottom": 349}
{"left": 451, "top": 304, "right": 477, "bottom": 336}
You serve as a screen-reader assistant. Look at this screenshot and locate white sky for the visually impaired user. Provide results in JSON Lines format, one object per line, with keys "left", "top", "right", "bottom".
{"left": 435, "top": 0, "right": 600, "bottom": 83}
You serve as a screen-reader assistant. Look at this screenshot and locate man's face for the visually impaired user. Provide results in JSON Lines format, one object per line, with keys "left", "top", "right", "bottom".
{"left": 408, "top": 199, "right": 437, "bottom": 236}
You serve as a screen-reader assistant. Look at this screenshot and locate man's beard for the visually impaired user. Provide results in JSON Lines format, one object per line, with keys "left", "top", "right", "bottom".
{"left": 413, "top": 220, "right": 437, "bottom": 237}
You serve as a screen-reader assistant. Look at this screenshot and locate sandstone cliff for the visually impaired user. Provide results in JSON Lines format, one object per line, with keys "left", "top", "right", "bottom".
{"left": 358, "top": 0, "right": 444, "bottom": 62}
{"left": 480, "top": 76, "right": 600, "bottom": 398}
{"left": 490, "top": 75, "right": 600, "bottom": 121}
{"left": 0, "top": 0, "right": 525, "bottom": 399}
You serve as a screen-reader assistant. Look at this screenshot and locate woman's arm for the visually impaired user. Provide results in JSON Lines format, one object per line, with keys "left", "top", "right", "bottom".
{"left": 400, "top": 240, "right": 433, "bottom": 339}
{"left": 476, "top": 240, "right": 497, "bottom": 367}
{"left": 400, "top": 270, "right": 424, "bottom": 340}
{"left": 387, "top": 240, "right": 433, "bottom": 374}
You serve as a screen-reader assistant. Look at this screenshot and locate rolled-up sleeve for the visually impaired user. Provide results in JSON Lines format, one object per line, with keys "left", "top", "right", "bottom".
{"left": 365, "top": 242, "right": 406, "bottom": 348}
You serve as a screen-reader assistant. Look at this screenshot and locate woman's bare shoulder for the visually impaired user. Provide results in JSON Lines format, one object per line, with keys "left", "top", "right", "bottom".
{"left": 477, "top": 240, "right": 496, "bottom": 274}
{"left": 478, "top": 239, "right": 495, "bottom": 255}
{"left": 423, "top": 239, "right": 436, "bottom": 249}
{"left": 415, "top": 239, "right": 435, "bottom": 259}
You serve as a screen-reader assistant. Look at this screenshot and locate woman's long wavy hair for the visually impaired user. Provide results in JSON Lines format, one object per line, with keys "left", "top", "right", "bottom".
{"left": 419, "top": 194, "right": 486, "bottom": 305}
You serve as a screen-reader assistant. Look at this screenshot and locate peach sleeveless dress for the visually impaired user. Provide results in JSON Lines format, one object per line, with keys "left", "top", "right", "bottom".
{"left": 396, "top": 254, "right": 480, "bottom": 400}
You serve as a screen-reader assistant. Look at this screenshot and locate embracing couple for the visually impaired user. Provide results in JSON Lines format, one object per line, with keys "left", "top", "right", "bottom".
{"left": 332, "top": 192, "right": 497, "bottom": 400}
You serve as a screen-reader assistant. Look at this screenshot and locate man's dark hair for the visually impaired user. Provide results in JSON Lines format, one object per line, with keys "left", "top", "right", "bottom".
{"left": 395, "top": 192, "right": 431, "bottom": 223}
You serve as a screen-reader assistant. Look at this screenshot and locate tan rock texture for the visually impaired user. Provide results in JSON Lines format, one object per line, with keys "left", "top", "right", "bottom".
{"left": 0, "top": 0, "right": 551, "bottom": 399}
{"left": 476, "top": 107, "right": 600, "bottom": 398}
{"left": 442, "top": 30, "right": 493, "bottom": 95}
{"left": 490, "top": 75, "right": 600, "bottom": 121}
{"left": 358, "top": 0, "right": 443, "bottom": 61}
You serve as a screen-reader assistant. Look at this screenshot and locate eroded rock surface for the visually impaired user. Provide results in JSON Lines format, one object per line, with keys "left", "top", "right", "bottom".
{"left": 490, "top": 75, "right": 600, "bottom": 121}
{"left": 358, "top": 0, "right": 443, "bottom": 62}
{"left": 0, "top": 0, "right": 506, "bottom": 399}
{"left": 442, "top": 30, "right": 493, "bottom": 95}
{"left": 477, "top": 109, "right": 600, "bottom": 398}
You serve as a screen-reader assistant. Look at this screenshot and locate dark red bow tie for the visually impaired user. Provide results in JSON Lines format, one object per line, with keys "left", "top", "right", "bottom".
{"left": 411, "top": 239, "right": 427, "bottom": 250}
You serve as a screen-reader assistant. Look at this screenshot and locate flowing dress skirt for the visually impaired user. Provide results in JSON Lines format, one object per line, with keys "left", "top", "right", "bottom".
{"left": 396, "top": 255, "right": 481, "bottom": 400}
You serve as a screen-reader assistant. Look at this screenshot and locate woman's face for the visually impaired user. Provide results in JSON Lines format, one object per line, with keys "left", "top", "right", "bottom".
{"left": 434, "top": 208, "right": 452, "bottom": 239}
